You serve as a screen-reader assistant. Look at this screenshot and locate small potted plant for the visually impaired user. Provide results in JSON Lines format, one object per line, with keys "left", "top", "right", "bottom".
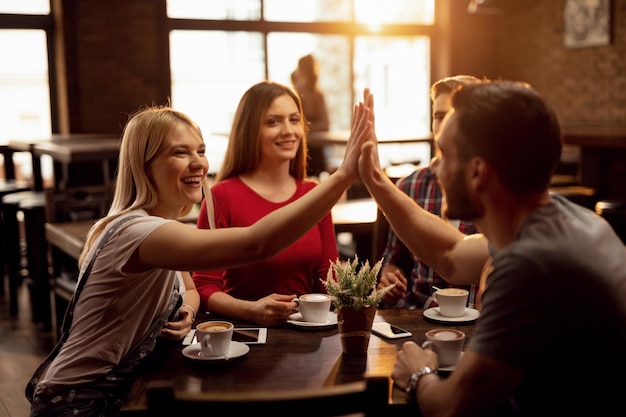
{"left": 323, "top": 255, "right": 395, "bottom": 354}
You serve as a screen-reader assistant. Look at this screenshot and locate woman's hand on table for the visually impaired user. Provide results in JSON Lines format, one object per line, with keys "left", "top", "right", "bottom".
{"left": 247, "top": 293, "right": 299, "bottom": 327}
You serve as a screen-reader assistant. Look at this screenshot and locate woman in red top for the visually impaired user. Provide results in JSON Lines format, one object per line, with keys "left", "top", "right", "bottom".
{"left": 193, "top": 81, "right": 338, "bottom": 326}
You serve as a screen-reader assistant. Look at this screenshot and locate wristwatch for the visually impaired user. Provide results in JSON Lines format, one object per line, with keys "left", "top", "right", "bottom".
{"left": 406, "top": 366, "right": 438, "bottom": 400}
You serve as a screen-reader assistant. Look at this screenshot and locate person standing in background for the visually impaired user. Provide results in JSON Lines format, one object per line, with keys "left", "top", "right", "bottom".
{"left": 192, "top": 81, "right": 338, "bottom": 327}
{"left": 292, "top": 54, "right": 330, "bottom": 178}
{"left": 291, "top": 54, "right": 330, "bottom": 132}
{"left": 378, "top": 75, "right": 481, "bottom": 310}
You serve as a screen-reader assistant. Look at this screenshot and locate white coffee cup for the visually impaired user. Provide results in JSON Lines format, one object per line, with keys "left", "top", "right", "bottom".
{"left": 293, "top": 293, "right": 332, "bottom": 323}
{"left": 196, "top": 320, "right": 234, "bottom": 357}
{"left": 434, "top": 288, "right": 469, "bottom": 317}
{"left": 422, "top": 328, "right": 465, "bottom": 367}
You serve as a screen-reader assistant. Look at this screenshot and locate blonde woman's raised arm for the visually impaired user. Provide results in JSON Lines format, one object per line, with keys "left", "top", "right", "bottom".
{"left": 137, "top": 100, "right": 372, "bottom": 272}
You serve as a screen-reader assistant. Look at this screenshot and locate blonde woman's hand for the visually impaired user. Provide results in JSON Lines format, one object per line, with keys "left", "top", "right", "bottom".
{"left": 161, "top": 307, "right": 195, "bottom": 341}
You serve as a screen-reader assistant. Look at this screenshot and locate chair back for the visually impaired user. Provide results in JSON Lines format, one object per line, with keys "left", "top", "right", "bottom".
{"left": 44, "top": 184, "right": 113, "bottom": 222}
{"left": 147, "top": 376, "right": 390, "bottom": 416}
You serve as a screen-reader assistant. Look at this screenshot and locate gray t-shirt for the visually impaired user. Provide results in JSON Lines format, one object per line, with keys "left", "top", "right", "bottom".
{"left": 38, "top": 210, "right": 177, "bottom": 391}
{"left": 468, "top": 194, "right": 626, "bottom": 416}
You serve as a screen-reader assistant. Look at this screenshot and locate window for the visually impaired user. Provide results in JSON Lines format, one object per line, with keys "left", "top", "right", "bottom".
{"left": 168, "top": 0, "right": 434, "bottom": 170}
{"left": 0, "top": 29, "right": 50, "bottom": 144}
{"left": 0, "top": 1, "right": 52, "bottom": 181}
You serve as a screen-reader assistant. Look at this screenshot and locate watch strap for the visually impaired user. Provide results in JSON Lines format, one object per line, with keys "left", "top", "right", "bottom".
{"left": 406, "top": 366, "right": 438, "bottom": 400}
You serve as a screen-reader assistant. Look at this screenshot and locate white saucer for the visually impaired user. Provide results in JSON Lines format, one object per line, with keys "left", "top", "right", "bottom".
{"left": 287, "top": 311, "right": 337, "bottom": 329}
{"left": 423, "top": 307, "right": 480, "bottom": 324}
{"left": 182, "top": 341, "right": 250, "bottom": 362}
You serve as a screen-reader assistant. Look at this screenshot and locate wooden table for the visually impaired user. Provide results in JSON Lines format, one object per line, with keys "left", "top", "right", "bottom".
{"left": 122, "top": 308, "right": 477, "bottom": 416}
{"left": 45, "top": 220, "right": 94, "bottom": 260}
{"left": 9, "top": 134, "right": 121, "bottom": 191}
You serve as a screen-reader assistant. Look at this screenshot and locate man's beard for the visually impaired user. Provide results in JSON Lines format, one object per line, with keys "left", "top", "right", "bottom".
{"left": 442, "top": 167, "right": 482, "bottom": 221}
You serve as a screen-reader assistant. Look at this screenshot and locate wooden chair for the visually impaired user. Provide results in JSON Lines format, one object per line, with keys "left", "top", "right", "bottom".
{"left": 44, "top": 184, "right": 113, "bottom": 223}
{"left": 147, "top": 376, "right": 391, "bottom": 416}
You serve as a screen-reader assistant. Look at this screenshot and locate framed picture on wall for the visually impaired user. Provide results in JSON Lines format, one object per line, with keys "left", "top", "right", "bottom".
{"left": 564, "top": 0, "right": 611, "bottom": 48}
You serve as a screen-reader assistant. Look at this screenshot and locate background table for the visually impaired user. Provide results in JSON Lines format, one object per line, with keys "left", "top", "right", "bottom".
{"left": 9, "top": 134, "right": 120, "bottom": 191}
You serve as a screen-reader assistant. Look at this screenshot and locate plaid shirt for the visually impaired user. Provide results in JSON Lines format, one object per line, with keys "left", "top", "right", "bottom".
{"left": 381, "top": 167, "right": 479, "bottom": 309}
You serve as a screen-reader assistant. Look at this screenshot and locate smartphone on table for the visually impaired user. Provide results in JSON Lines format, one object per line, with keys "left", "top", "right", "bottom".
{"left": 371, "top": 321, "right": 412, "bottom": 339}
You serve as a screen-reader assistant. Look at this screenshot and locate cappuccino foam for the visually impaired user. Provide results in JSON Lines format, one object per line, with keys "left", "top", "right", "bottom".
{"left": 432, "top": 330, "right": 461, "bottom": 340}
{"left": 301, "top": 294, "right": 330, "bottom": 302}
{"left": 437, "top": 288, "right": 468, "bottom": 296}
{"left": 197, "top": 323, "right": 231, "bottom": 332}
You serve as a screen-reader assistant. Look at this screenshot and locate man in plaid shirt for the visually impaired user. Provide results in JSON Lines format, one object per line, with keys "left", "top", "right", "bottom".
{"left": 377, "top": 75, "right": 481, "bottom": 309}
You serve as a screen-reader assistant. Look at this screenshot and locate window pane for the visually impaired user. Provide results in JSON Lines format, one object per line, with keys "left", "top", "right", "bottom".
{"left": 267, "top": 33, "right": 351, "bottom": 131}
{"left": 170, "top": 30, "right": 265, "bottom": 173}
{"left": 264, "top": 0, "right": 351, "bottom": 22}
{"left": 0, "top": 29, "right": 51, "bottom": 181}
{"left": 0, "top": 29, "right": 50, "bottom": 144}
{"left": 0, "top": 0, "right": 49, "bottom": 14}
{"left": 353, "top": 35, "right": 431, "bottom": 166}
{"left": 355, "top": 0, "right": 434, "bottom": 25}
{"left": 167, "top": 0, "right": 260, "bottom": 20}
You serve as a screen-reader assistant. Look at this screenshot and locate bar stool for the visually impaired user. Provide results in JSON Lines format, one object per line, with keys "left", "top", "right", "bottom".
{"left": 0, "top": 181, "right": 34, "bottom": 301}
{"left": 19, "top": 193, "right": 51, "bottom": 330}
{"left": 1, "top": 190, "right": 45, "bottom": 317}
{"left": 595, "top": 200, "right": 626, "bottom": 244}
{"left": 0, "top": 181, "right": 32, "bottom": 275}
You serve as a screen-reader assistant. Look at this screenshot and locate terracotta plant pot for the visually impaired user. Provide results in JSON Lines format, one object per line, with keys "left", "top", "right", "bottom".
{"left": 337, "top": 305, "right": 377, "bottom": 355}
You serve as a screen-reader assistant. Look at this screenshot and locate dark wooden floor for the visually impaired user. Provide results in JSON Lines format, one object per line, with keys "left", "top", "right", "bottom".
{"left": 0, "top": 280, "right": 54, "bottom": 417}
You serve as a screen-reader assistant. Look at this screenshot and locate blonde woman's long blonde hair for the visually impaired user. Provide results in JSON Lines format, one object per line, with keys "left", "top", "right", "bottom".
{"left": 78, "top": 105, "right": 213, "bottom": 267}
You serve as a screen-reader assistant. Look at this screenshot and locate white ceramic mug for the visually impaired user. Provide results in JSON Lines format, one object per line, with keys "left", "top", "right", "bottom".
{"left": 421, "top": 328, "right": 465, "bottom": 367}
{"left": 434, "top": 288, "right": 469, "bottom": 317}
{"left": 195, "top": 320, "right": 233, "bottom": 357}
{"left": 293, "top": 293, "right": 332, "bottom": 323}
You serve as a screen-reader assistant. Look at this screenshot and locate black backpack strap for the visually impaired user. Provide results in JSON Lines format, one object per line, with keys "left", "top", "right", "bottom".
{"left": 25, "top": 215, "right": 140, "bottom": 402}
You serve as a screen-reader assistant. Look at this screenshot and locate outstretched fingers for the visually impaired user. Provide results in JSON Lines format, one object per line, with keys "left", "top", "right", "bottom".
{"left": 363, "top": 88, "right": 376, "bottom": 133}
{"left": 342, "top": 102, "right": 372, "bottom": 179}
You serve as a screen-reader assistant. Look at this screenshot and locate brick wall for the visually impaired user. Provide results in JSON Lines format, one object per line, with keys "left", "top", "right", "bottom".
{"left": 483, "top": 0, "right": 625, "bottom": 127}
{"left": 55, "top": 0, "right": 169, "bottom": 134}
